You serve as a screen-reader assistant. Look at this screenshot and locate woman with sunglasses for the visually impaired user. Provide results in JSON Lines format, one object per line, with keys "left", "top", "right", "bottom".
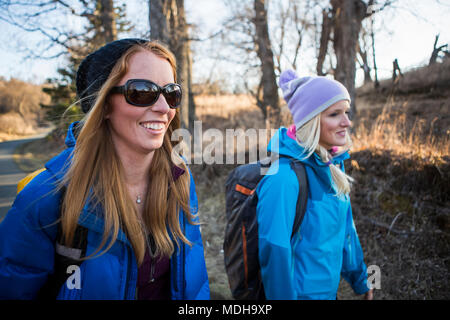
{"left": 256, "top": 70, "right": 373, "bottom": 300}
{"left": 0, "top": 39, "right": 210, "bottom": 300}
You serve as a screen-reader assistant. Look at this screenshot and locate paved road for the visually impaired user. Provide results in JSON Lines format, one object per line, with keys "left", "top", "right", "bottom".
{"left": 0, "top": 133, "right": 48, "bottom": 222}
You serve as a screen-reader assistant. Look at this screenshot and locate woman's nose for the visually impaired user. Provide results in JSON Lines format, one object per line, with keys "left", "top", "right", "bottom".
{"left": 341, "top": 114, "right": 352, "bottom": 127}
{"left": 151, "top": 94, "right": 171, "bottom": 113}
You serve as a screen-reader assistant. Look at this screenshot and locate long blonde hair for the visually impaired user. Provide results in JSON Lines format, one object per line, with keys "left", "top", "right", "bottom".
{"left": 60, "top": 41, "right": 194, "bottom": 265}
{"left": 295, "top": 114, "right": 354, "bottom": 195}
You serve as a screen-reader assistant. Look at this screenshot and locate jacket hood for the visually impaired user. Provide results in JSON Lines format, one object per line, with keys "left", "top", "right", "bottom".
{"left": 44, "top": 122, "right": 80, "bottom": 181}
{"left": 267, "top": 127, "right": 350, "bottom": 168}
{"left": 64, "top": 121, "right": 80, "bottom": 148}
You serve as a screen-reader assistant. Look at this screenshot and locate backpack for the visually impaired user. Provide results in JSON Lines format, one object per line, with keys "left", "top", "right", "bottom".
{"left": 17, "top": 175, "right": 88, "bottom": 299}
{"left": 223, "top": 155, "right": 309, "bottom": 300}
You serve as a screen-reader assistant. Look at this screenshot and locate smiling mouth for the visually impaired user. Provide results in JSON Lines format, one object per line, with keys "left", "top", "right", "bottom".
{"left": 139, "top": 121, "right": 166, "bottom": 131}
{"left": 336, "top": 130, "right": 346, "bottom": 137}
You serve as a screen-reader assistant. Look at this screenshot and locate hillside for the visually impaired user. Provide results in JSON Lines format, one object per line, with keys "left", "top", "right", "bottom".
{"left": 355, "top": 59, "right": 450, "bottom": 140}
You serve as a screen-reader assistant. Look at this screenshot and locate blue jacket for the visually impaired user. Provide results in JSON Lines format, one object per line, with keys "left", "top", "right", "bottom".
{"left": 0, "top": 122, "right": 210, "bottom": 300}
{"left": 256, "top": 127, "right": 368, "bottom": 300}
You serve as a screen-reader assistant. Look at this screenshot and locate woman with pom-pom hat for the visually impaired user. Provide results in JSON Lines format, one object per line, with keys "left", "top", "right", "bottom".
{"left": 255, "top": 70, "right": 373, "bottom": 300}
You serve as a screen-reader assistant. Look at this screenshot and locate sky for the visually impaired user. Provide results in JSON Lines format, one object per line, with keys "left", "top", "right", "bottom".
{"left": 0, "top": 0, "right": 449, "bottom": 87}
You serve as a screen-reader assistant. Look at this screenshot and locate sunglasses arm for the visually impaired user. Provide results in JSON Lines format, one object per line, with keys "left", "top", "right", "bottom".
{"left": 110, "top": 86, "right": 125, "bottom": 94}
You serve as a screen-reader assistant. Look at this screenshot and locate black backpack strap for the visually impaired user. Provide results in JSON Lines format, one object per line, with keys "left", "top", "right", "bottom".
{"left": 37, "top": 186, "right": 89, "bottom": 299}
{"left": 289, "top": 160, "right": 309, "bottom": 239}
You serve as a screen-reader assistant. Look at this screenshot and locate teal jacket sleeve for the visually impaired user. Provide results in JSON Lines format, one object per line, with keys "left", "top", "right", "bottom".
{"left": 341, "top": 204, "right": 369, "bottom": 295}
{"left": 256, "top": 164, "right": 299, "bottom": 300}
{"left": 0, "top": 171, "right": 60, "bottom": 299}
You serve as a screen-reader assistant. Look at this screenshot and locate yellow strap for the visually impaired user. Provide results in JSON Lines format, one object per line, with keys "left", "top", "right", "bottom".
{"left": 17, "top": 168, "right": 46, "bottom": 194}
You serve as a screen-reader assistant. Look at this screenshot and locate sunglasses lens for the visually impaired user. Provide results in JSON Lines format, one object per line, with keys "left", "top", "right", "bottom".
{"left": 163, "top": 84, "right": 182, "bottom": 108}
{"left": 127, "top": 81, "right": 159, "bottom": 106}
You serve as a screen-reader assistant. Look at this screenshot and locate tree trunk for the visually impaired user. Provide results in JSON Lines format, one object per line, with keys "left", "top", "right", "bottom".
{"left": 187, "top": 44, "right": 196, "bottom": 132}
{"left": 317, "top": 9, "right": 331, "bottom": 76}
{"left": 149, "top": 0, "right": 195, "bottom": 129}
{"left": 331, "top": 0, "right": 368, "bottom": 116}
{"left": 370, "top": 15, "right": 379, "bottom": 88}
{"left": 99, "top": 0, "right": 117, "bottom": 43}
{"left": 357, "top": 43, "right": 372, "bottom": 84}
{"left": 149, "top": 0, "right": 170, "bottom": 44}
{"left": 429, "top": 34, "right": 448, "bottom": 66}
{"left": 253, "top": 0, "right": 280, "bottom": 128}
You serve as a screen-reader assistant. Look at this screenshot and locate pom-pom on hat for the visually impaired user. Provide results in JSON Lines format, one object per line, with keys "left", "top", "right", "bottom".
{"left": 76, "top": 38, "right": 148, "bottom": 113}
{"left": 279, "top": 69, "right": 351, "bottom": 129}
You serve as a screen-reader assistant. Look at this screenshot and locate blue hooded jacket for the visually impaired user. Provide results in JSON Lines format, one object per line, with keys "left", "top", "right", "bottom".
{"left": 256, "top": 127, "right": 368, "bottom": 300}
{"left": 0, "top": 122, "right": 210, "bottom": 300}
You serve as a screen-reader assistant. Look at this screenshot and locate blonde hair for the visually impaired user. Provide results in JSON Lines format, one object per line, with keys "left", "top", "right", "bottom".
{"left": 60, "top": 41, "right": 194, "bottom": 265}
{"left": 295, "top": 114, "right": 354, "bottom": 195}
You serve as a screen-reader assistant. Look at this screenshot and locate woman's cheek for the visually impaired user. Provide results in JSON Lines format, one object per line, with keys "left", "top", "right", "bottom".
{"left": 167, "top": 110, "right": 176, "bottom": 127}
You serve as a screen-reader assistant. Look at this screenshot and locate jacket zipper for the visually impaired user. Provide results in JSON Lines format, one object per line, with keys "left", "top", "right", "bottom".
{"left": 135, "top": 256, "right": 156, "bottom": 299}
{"left": 149, "top": 260, "right": 155, "bottom": 283}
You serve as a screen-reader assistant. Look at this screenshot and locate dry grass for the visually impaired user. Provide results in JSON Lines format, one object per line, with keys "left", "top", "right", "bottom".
{"left": 195, "top": 94, "right": 265, "bottom": 131}
{"left": 353, "top": 100, "right": 449, "bottom": 166}
{"left": 0, "top": 112, "right": 37, "bottom": 136}
{"left": 195, "top": 94, "right": 294, "bottom": 131}
{"left": 0, "top": 78, "right": 50, "bottom": 141}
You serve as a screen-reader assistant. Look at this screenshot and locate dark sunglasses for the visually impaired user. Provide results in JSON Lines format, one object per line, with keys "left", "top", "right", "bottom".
{"left": 110, "top": 79, "right": 182, "bottom": 108}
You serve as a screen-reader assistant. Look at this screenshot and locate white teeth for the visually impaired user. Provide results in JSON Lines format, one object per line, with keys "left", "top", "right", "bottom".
{"left": 141, "top": 122, "right": 164, "bottom": 130}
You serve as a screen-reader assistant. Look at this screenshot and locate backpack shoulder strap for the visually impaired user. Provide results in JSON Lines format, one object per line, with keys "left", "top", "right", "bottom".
{"left": 288, "top": 160, "right": 309, "bottom": 239}
{"left": 37, "top": 186, "right": 89, "bottom": 299}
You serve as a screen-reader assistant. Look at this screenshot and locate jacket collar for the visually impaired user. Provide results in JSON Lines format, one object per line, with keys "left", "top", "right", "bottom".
{"left": 268, "top": 127, "right": 350, "bottom": 167}
{"left": 268, "top": 127, "right": 351, "bottom": 193}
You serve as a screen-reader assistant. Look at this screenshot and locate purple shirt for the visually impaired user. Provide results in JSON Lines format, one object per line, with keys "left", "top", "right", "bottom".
{"left": 136, "top": 247, "right": 171, "bottom": 300}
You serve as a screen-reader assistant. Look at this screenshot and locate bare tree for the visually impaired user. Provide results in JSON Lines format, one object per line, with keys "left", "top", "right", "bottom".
{"left": 330, "top": 0, "right": 370, "bottom": 115}
{"left": 215, "top": 0, "right": 324, "bottom": 126}
{"left": 272, "top": 0, "right": 290, "bottom": 73}
{"left": 218, "top": 0, "right": 403, "bottom": 124}
{"left": 429, "top": 34, "right": 449, "bottom": 66}
{"left": 369, "top": 12, "right": 380, "bottom": 88}
{"left": 392, "top": 58, "right": 403, "bottom": 83}
{"left": 271, "top": 0, "right": 314, "bottom": 73}
{"left": 316, "top": 8, "right": 332, "bottom": 76}
{"left": 357, "top": 28, "right": 373, "bottom": 85}
{"left": 0, "top": 0, "right": 128, "bottom": 60}
{"left": 253, "top": 0, "right": 280, "bottom": 128}
{"left": 329, "top": 0, "right": 394, "bottom": 115}
{"left": 148, "top": 0, "right": 170, "bottom": 43}
{"left": 149, "top": 0, "right": 196, "bottom": 130}
{"left": 98, "top": 0, "right": 118, "bottom": 44}
{"left": 0, "top": 0, "right": 131, "bottom": 136}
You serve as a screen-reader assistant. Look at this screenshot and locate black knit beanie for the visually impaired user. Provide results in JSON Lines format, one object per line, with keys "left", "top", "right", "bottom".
{"left": 76, "top": 38, "right": 149, "bottom": 113}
